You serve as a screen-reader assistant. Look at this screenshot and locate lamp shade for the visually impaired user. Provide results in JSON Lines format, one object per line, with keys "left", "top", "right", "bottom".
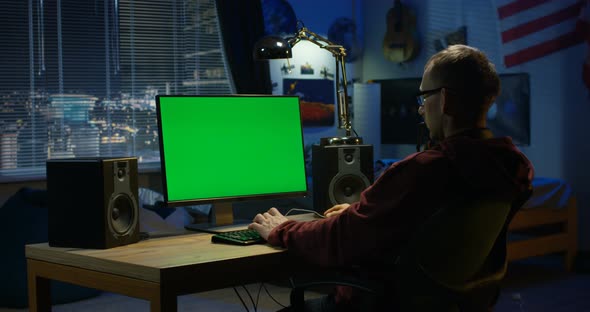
{"left": 253, "top": 35, "right": 292, "bottom": 60}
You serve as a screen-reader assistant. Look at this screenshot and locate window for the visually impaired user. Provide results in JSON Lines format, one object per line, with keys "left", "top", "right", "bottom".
{"left": 0, "top": 0, "right": 235, "bottom": 181}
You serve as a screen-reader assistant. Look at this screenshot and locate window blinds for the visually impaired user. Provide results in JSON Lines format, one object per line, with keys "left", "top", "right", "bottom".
{"left": 0, "top": 0, "right": 235, "bottom": 181}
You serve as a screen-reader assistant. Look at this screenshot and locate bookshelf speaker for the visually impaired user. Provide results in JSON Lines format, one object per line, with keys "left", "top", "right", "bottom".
{"left": 312, "top": 144, "right": 373, "bottom": 213}
{"left": 47, "top": 157, "right": 140, "bottom": 249}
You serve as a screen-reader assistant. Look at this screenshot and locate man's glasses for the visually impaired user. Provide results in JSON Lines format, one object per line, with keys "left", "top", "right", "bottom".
{"left": 416, "top": 87, "right": 444, "bottom": 107}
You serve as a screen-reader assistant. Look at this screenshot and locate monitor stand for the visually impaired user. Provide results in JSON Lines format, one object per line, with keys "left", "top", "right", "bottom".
{"left": 184, "top": 201, "right": 251, "bottom": 234}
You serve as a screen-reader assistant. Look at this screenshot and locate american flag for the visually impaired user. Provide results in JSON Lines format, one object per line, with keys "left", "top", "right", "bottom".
{"left": 496, "top": 0, "right": 585, "bottom": 67}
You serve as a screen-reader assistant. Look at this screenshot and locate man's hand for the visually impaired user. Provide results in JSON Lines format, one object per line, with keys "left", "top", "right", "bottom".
{"left": 324, "top": 203, "right": 350, "bottom": 217}
{"left": 248, "top": 207, "right": 289, "bottom": 241}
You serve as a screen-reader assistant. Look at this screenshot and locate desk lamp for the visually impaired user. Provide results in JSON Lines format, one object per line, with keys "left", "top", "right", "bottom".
{"left": 254, "top": 22, "right": 374, "bottom": 209}
{"left": 253, "top": 22, "right": 361, "bottom": 145}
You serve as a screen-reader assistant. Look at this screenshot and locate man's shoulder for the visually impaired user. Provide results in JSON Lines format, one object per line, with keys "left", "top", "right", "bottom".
{"left": 400, "top": 149, "right": 450, "bottom": 166}
{"left": 382, "top": 150, "right": 451, "bottom": 176}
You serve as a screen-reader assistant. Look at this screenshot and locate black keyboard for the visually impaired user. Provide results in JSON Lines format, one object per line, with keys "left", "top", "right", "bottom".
{"left": 211, "top": 229, "right": 266, "bottom": 246}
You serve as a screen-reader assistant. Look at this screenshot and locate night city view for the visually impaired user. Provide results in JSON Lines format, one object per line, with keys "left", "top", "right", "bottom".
{"left": 0, "top": 0, "right": 232, "bottom": 179}
{"left": 0, "top": 89, "right": 160, "bottom": 172}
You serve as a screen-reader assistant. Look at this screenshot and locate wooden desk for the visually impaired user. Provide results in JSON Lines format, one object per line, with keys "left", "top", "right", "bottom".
{"left": 26, "top": 217, "right": 316, "bottom": 312}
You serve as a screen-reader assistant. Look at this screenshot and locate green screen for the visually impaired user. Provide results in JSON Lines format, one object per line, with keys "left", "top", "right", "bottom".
{"left": 156, "top": 95, "right": 308, "bottom": 205}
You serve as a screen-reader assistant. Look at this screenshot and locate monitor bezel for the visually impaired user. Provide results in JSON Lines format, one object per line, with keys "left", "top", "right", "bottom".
{"left": 155, "top": 94, "right": 309, "bottom": 208}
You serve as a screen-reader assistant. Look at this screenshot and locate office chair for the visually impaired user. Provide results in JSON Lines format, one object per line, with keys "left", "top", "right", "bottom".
{"left": 289, "top": 198, "right": 517, "bottom": 312}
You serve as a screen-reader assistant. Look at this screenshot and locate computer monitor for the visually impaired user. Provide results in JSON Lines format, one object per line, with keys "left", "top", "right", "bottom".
{"left": 155, "top": 95, "right": 308, "bottom": 231}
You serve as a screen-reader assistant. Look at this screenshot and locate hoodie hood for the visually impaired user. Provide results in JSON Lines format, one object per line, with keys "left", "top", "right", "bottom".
{"left": 437, "top": 130, "right": 534, "bottom": 202}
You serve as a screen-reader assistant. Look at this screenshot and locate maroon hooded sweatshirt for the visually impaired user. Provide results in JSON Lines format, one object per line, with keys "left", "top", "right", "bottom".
{"left": 267, "top": 129, "right": 534, "bottom": 307}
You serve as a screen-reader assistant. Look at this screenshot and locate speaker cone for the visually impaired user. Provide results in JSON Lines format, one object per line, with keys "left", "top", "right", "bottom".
{"left": 331, "top": 174, "right": 370, "bottom": 204}
{"left": 109, "top": 193, "right": 135, "bottom": 235}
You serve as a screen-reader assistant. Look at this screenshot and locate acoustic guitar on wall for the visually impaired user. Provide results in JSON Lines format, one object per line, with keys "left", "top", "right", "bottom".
{"left": 382, "top": 0, "right": 419, "bottom": 63}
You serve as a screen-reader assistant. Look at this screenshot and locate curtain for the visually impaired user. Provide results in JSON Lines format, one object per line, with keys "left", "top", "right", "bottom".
{"left": 216, "top": 0, "right": 272, "bottom": 94}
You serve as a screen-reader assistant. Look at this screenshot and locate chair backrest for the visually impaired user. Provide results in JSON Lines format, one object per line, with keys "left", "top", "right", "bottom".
{"left": 289, "top": 199, "right": 516, "bottom": 312}
{"left": 412, "top": 199, "right": 512, "bottom": 286}
{"left": 393, "top": 200, "right": 512, "bottom": 311}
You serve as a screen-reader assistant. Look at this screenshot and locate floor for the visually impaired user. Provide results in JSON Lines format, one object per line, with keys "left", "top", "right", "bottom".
{"left": 493, "top": 253, "right": 590, "bottom": 312}
{"left": 0, "top": 283, "right": 298, "bottom": 312}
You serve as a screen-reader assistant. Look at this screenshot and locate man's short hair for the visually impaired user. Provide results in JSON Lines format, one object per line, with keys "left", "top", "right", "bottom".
{"left": 425, "top": 45, "right": 500, "bottom": 116}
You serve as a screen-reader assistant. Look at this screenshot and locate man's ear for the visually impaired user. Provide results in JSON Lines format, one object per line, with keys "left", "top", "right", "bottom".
{"left": 441, "top": 87, "right": 458, "bottom": 115}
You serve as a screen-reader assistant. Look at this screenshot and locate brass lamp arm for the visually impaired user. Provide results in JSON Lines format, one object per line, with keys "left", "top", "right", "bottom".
{"left": 288, "top": 27, "right": 347, "bottom": 59}
{"left": 288, "top": 27, "right": 352, "bottom": 136}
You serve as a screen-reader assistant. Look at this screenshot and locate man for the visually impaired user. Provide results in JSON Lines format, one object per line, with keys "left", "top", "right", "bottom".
{"left": 249, "top": 45, "right": 534, "bottom": 311}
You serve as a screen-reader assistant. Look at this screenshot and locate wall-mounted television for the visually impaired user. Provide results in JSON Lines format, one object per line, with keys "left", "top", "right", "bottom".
{"left": 376, "top": 73, "right": 530, "bottom": 146}
{"left": 376, "top": 78, "right": 422, "bottom": 145}
{"left": 488, "top": 73, "right": 530, "bottom": 145}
